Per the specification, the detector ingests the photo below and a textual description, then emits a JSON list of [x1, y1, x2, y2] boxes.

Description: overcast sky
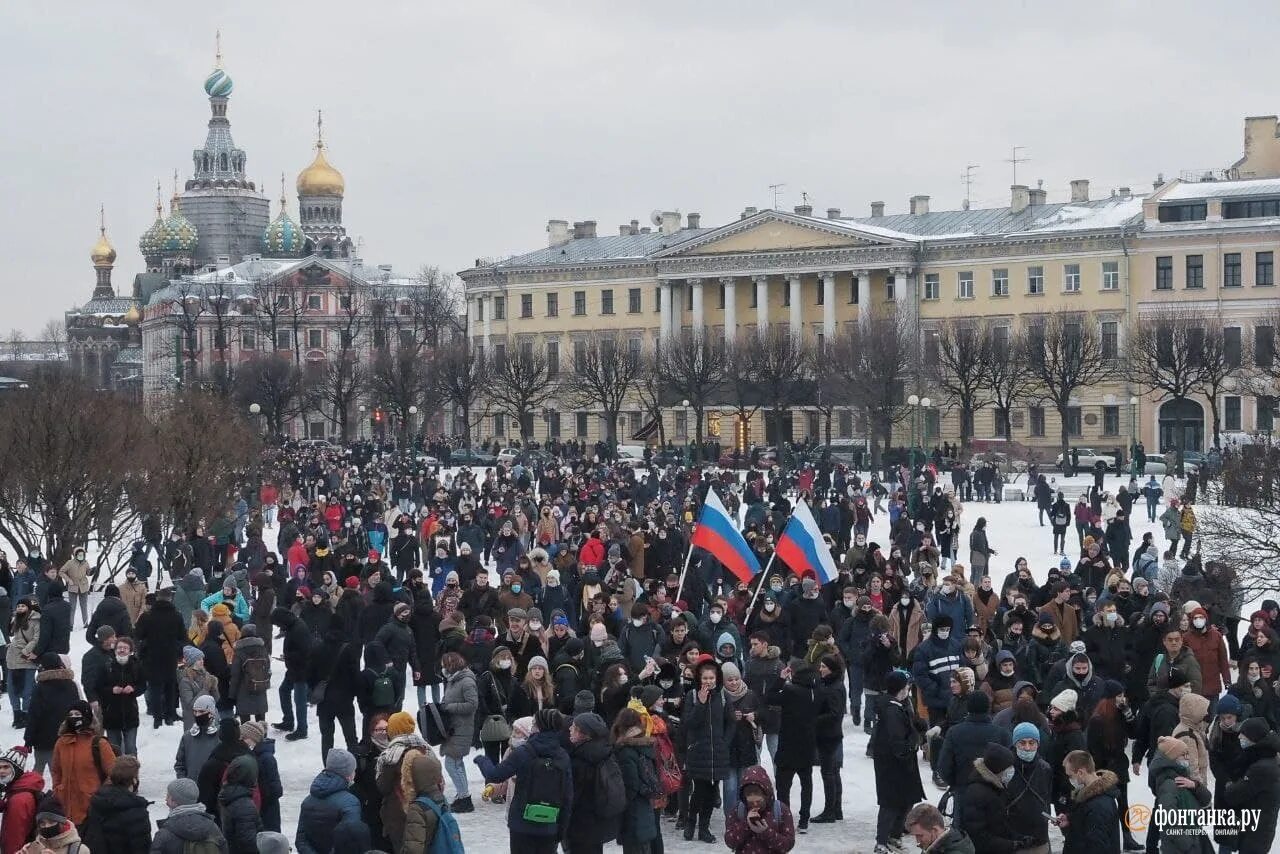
[[2, 1, 1276, 334]]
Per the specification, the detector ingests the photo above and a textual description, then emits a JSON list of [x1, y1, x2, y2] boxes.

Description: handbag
[[480, 714, 513, 743], [308, 680, 328, 705], [420, 702, 453, 746]]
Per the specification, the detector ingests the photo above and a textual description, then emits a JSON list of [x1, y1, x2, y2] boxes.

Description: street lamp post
[[358, 404, 367, 441], [681, 399, 691, 462], [907, 395, 931, 471], [248, 403, 263, 441], [407, 405, 418, 450]]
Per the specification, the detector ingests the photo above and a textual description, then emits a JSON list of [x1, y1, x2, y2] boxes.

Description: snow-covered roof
[[1162, 178, 1280, 201]]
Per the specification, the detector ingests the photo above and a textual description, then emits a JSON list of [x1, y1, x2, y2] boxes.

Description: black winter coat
[[373, 619, 419, 672], [870, 696, 926, 809], [272, 607, 312, 680], [937, 713, 1011, 788], [217, 764, 263, 854], [767, 670, 821, 769], [24, 667, 80, 749], [135, 600, 187, 683], [80, 783, 154, 854], [314, 633, 362, 716], [96, 656, 147, 731], [1223, 733, 1280, 854], [410, 594, 441, 684], [1006, 756, 1053, 845], [197, 727, 251, 817], [814, 671, 847, 746], [81, 645, 112, 704], [34, 593, 71, 656], [683, 685, 737, 781], [85, 596, 132, 646], [787, 596, 828, 657], [1061, 769, 1120, 854], [357, 583, 398, 644], [565, 736, 619, 847], [958, 760, 1022, 853]]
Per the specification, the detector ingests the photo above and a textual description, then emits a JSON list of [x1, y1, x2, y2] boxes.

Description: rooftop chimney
[[1028, 187, 1047, 207], [1118, 187, 1132, 198], [909, 195, 930, 215], [1010, 185, 1030, 214], [741, 206, 758, 220], [870, 201, 885, 217], [619, 225, 630, 236], [660, 211, 681, 235], [686, 212, 701, 229], [793, 204, 813, 216], [827, 207, 841, 219], [572, 220, 597, 239], [1069, 179, 1090, 203], [640, 226, 651, 233], [630, 219, 640, 235], [215, 255, 231, 270], [547, 219, 570, 246]]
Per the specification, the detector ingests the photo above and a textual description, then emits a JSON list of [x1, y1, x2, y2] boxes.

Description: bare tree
[[488, 337, 556, 443], [752, 327, 810, 452], [0, 368, 147, 567], [986, 326, 1038, 443], [1198, 443, 1280, 603], [808, 340, 844, 446], [1027, 309, 1116, 466], [1199, 316, 1248, 450], [309, 351, 367, 443], [633, 345, 669, 448], [929, 318, 994, 456], [1128, 307, 1206, 473], [369, 346, 431, 446], [232, 355, 308, 439], [833, 310, 916, 468], [560, 333, 643, 454], [661, 331, 728, 462], [250, 273, 301, 362], [724, 339, 766, 454], [202, 276, 239, 396], [40, 318, 66, 356], [433, 340, 489, 449], [152, 280, 205, 388]]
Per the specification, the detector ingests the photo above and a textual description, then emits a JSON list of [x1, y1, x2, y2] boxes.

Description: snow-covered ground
[[7, 469, 1217, 852]]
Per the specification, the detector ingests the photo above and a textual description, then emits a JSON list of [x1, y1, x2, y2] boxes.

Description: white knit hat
[[1049, 688, 1078, 713]]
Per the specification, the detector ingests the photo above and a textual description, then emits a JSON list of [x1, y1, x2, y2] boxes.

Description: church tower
[[178, 32, 268, 267], [89, 205, 117, 299], [297, 110, 353, 258]]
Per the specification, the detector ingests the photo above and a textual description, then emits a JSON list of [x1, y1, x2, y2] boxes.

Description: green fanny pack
[[523, 803, 561, 823]]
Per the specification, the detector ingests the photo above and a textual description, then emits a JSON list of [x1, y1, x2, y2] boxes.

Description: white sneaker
[[887, 839, 909, 852]]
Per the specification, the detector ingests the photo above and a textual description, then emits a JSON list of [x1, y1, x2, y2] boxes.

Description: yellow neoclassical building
[[459, 114, 1280, 458]]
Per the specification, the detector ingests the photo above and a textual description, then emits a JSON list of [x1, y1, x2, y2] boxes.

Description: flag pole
[[674, 541, 695, 604], [745, 551, 777, 616]]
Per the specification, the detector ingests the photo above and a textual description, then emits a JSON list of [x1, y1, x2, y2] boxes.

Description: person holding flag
[[773, 500, 840, 657], [681, 488, 761, 605]]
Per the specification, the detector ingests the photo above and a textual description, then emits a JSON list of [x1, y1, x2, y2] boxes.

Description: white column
[[721, 277, 737, 346], [658, 279, 672, 346], [854, 272, 869, 323], [481, 295, 492, 345], [788, 274, 802, 340], [466, 296, 476, 341], [821, 272, 836, 339], [690, 278, 704, 338], [895, 267, 913, 304], [754, 275, 769, 332]]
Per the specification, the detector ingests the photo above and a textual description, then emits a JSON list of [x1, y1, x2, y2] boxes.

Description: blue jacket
[[476, 730, 573, 838], [295, 770, 362, 854], [925, 591, 975, 632], [911, 633, 962, 711], [200, 591, 250, 623]]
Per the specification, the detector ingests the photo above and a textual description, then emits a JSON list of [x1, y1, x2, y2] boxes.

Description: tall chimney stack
[[1028, 186, 1047, 207], [1010, 185, 1030, 214], [826, 207, 841, 219], [793, 204, 813, 217], [686, 212, 701, 229], [660, 211, 681, 235], [547, 219, 570, 246], [870, 201, 885, 217], [910, 195, 930, 215], [1069, 179, 1090, 203]]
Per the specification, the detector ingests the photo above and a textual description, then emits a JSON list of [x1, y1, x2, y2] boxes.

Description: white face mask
[[115, 654, 130, 664], [529, 622, 542, 632], [1104, 612, 1118, 625], [936, 629, 951, 640], [497, 659, 512, 670], [941, 584, 954, 595], [710, 612, 722, 624], [631, 618, 644, 628], [901, 595, 911, 606], [617, 675, 628, 686], [1193, 617, 1206, 629]]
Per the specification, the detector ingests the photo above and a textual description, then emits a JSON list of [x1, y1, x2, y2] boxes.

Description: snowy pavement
[[10, 470, 1211, 851]]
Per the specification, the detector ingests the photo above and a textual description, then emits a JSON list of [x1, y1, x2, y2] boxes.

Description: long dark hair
[[1011, 696, 1048, 729], [611, 707, 644, 742], [1089, 698, 1126, 752]]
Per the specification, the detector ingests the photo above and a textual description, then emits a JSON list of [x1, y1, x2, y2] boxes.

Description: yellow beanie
[[387, 711, 416, 738]]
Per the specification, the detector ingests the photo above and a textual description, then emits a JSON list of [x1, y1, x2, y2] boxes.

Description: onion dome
[[90, 207, 116, 266], [263, 177, 306, 256], [296, 110, 344, 197], [159, 194, 199, 253], [138, 184, 166, 257], [204, 31, 233, 97], [123, 304, 142, 326]]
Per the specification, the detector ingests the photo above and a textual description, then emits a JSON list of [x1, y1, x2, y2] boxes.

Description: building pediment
[[656, 210, 912, 258]]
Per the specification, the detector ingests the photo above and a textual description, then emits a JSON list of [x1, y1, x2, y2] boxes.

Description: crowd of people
[[0, 438, 1274, 853]]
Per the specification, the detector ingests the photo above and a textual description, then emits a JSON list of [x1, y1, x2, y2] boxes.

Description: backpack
[[1053, 512, 1069, 527], [652, 728, 683, 797], [413, 795, 465, 854], [90, 735, 109, 782], [181, 837, 226, 854], [595, 753, 627, 818], [371, 671, 396, 707], [519, 752, 566, 824], [242, 655, 271, 694]]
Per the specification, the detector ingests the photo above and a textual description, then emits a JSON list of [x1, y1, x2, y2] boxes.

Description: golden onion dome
[[90, 226, 116, 267], [296, 145, 344, 197], [123, 304, 142, 325]]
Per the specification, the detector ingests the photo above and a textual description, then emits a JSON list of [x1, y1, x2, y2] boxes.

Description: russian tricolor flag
[[775, 499, 839, 585], [690, 489, 760, 584]]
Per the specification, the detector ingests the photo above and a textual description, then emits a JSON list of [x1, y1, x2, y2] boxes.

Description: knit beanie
[[255, 832, 292, 854], [1049, 689, 1078, 713], [589, 623, 608, 643], [966, 691, 991, 714], [1240, 717, 1272, 744], [1157, 735, 1188, 760], [572, 712, 608, 740], [527, 656, 549, 673], [240, 721, 267, 747], [325, 748, 357, 779], [167, 778, 200, 806], [982, 743, 1015, 775], [720, 662, 742, 681], [1012, 722, 1041, 745], [1216, 693, 1243, 717], [183, 645, 204, 666], [386, 711, 416, 738]]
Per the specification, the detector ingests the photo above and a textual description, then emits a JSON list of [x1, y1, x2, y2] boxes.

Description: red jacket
[[1184, 621, 1232, 696], [259, 483, 278, 506], [323, 503, 344, 534], [579, 537, 606, 570], [723, 765, 796, 854], [287, 542, 310, 571], [0, 771, 43, 854]]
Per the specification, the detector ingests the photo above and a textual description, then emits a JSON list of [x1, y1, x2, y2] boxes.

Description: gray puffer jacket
[[439, 666, 478, 759], [152, 803, 229, 854], [6, 610, 39, 670]]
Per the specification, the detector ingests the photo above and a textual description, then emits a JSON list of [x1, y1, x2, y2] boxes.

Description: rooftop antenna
[[768, 183, 786, 209], [800, 191, 810, 206], [960, 165, 980, 210], [1005, 146, 1030, 186], [214, 30, 222, 69]]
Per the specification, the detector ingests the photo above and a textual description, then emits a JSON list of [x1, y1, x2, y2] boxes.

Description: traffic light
[[373, 408, 383, 424]]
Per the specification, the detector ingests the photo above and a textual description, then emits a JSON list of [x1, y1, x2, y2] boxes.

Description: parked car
[[717, 451, 755, 469], [651, 449, 685, 467], [497, 448, 521, 464], [449, 448, 498, 466], [297, 438, 334, 450], [1054, 447, 1116, 473], [1138, 453, 1168, 475], [414, 453, 442, 466]]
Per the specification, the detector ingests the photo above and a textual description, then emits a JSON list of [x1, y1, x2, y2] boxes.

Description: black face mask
[[39, 826, 61, 839]]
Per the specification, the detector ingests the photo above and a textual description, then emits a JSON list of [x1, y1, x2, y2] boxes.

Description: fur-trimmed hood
[[1071, 768, 1119, 804], [1091, 610, 1127, 628], [1032, 624, 1061, 643], [972, 757, 1006, 789]]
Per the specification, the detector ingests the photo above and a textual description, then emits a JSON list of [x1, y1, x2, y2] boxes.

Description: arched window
[[203, 154, 210, 171], [219, 153, 228, 171]]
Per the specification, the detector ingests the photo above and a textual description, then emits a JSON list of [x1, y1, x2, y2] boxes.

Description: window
[[601, 289, 614, 315], [1029, 406, 1045, 437], [686, 286, 694, 311], [1226, 396, 1242, 432], [338, 294, 351, 311], [1157, 203, 1208, 222], [1225, 327, 1242, 367], [476, 299, 484, 322], [885, 276, 896, 301], [1259, 397, 1275, 433], [1156, 256, 1173, 290], [849, 276, 860, 304], [549, 411, 561, 438], [627, 337, 641, 366], [1258, 252, 1274, 286], [1224, 199, 1280, 219], [1102, 261, 1120, 291], [717, 282, 726, 309], [575, 412, 588, 437], [1186, 255, 1204, 289], [546, 341, 559, 376], [1064, 264, 1081, 293], [307, 294, 322, 311], [1224, 253, 1242, 288], [275, 329, 291, 350], [1256, 325, 1275, 368], [1026, 324, 1045, 365], [573, 291, 586, 316], [493, 414, 505, 436], [373, 328, 387, 349], [1101, 321, 1118, 361], [924, 274, 940, 301], [397, 302, 412, 316], [493, 296, 506, 320], [546, 292, 558, 317], [816, 280, 825, 305], [1103, 405, 1120, 436], [992, 269, 1009, 297], [654, 286, 662, 312], [240, 328, 256, 350], [782, 283, 791, 307], [304, 329, 321, 349], [398, 329, 414, 349], [675, 411, 688, 441], [923, 329, 940, 365], [340, 329, 353, 348], [924, 410, 940, 440], [1066, 406, 1082, 437], [958, 272, 974, 299], [750, 285, 758, 308], [838, 411, 853, 439], [1027, 266, 1044, 295], [519, 341, 534, 362], [213, 329, 227, 350], [573, 340, 587, 373], [991, 325, 1010, 357], [520, 294, 532, 318], [994, 410, 1008, 438], [492, 342, 506, 365], [275, 294, 291, 309], [628, 288, 641, 313]]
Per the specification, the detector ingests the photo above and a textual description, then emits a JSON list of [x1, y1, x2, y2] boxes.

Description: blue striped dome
[[204, 68, 233, 98], [138, 214, 166, 257], [159, 201, 198, 253], [263, 207, 306, 257]]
